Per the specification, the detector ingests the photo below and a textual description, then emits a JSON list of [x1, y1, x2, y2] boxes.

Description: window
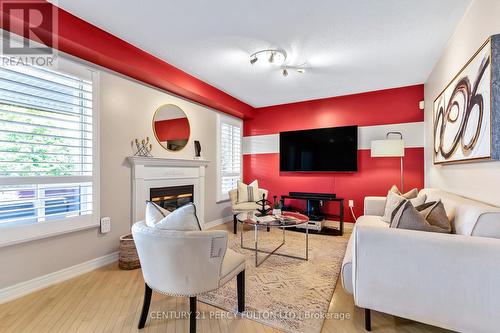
[[0, 56, 99, 246], [217, 114, 242, 202]]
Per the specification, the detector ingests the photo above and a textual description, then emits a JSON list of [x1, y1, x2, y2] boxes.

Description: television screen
[[279, 125, 358, 172]]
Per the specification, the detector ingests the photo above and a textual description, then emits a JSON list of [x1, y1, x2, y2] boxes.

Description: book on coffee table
[[255, 215, 276, 224]]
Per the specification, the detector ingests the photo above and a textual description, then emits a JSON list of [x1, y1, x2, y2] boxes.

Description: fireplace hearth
[[150, 185, 194, 212]]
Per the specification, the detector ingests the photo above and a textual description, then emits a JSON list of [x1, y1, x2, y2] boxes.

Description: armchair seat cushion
[[219, 249, 245, 286], [232, 202, 270, 212], [229, 187, 269, 214]]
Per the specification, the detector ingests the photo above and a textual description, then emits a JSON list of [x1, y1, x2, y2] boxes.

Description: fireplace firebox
[[150, 185, 194, 212]]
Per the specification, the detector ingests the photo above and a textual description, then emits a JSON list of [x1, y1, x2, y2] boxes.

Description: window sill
[[216, 198, 230, 204], [0, 215, 99, 248]]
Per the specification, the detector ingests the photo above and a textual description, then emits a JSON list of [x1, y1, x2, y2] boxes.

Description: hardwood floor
[[0, 223, 450, 333]]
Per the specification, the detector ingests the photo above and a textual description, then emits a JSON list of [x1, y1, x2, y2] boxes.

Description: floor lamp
[[371, 132, 405, 191]]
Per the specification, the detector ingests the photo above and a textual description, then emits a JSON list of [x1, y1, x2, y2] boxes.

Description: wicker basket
[[119, 233, 141, 270]]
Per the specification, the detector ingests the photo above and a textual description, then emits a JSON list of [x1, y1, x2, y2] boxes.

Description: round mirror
[[152, 104, 190, 151]]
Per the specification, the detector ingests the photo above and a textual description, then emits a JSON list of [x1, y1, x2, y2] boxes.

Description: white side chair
[[229, 188, 269, 234], [132, 221, 246, 333]]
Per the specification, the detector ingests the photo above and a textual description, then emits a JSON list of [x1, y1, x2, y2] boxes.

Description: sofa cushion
[[382, 190, 426, 223], [390, 185, 418, 199], [420, 189, 500, 239], [341, 215, 388, 295], [390, 200, 451, 234]]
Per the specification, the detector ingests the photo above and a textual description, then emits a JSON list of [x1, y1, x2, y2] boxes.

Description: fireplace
[[150, 185, 194, 212], [129, 157, 208, 225]]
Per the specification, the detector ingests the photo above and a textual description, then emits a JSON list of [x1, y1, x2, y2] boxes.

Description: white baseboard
[[0, 251, 118, 304], [204, 215, 232, 230]]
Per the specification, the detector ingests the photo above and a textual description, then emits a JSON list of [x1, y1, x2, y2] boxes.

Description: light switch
[[100, 217, 111, 233]]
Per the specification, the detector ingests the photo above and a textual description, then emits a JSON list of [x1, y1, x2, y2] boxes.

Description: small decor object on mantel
[[433, 34, 500, 164], [134, 137, 153, 157], [255, 193, 272, 217], [194, 140, 202, 160]]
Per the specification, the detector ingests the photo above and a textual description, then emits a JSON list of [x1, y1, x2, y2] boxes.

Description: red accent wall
[[154, 118, 190, 141], [244, 85, 424, 135], [243, 85, 425, 222], [0, 0, 253, 119]]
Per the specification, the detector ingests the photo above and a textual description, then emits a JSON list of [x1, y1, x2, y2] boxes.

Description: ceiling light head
[[250, 49, 287, 67], [282, 68, 288, 77], [269, 52, 275, 63], [297, 68, 306, 74]]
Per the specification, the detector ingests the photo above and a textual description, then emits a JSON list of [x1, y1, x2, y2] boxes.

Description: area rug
[[198, 227, 350, 333]]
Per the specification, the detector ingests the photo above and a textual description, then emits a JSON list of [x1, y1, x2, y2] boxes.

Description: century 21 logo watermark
[[1, 0, 58, 67]]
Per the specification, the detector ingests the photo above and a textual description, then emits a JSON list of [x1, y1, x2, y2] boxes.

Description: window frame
[[216, 113, 242, 202], [0, 56, 100, 248]]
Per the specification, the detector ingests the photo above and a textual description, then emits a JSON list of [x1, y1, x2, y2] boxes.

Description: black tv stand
[[280, 192, 344, 236]]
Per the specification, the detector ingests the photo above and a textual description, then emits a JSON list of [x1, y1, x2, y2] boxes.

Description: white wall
[[0, 69, 233, 289], [424, 0, 500, 206]]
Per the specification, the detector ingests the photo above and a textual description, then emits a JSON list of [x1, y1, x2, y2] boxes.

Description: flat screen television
[[280, 125, 358, 172]]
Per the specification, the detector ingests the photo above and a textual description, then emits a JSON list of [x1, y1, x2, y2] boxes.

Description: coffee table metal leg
[[306, 222, 309, 260], [254, 225, 259, 267], [240, 223, 307, 267]]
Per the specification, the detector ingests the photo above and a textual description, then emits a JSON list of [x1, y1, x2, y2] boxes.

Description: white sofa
[[341, 188, 500, 332]]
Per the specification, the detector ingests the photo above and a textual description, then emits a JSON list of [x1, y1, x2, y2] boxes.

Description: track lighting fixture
[[249, 49, 306, 77], [249, 49, 286, 66]]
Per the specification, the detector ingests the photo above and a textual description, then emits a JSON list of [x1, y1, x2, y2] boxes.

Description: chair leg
[[365, 308, 371, 331], [138, 283, 152, 329], [190, 296, 197, 333], [233, 214, 237, 234], [237, 270, 245, 313]]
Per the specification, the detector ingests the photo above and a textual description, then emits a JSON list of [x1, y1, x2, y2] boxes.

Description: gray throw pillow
[[382, 190, 426, 223], [390, 200, 451, 234]]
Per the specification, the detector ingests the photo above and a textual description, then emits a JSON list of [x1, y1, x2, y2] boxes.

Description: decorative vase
[[272, 208, 282, 216]]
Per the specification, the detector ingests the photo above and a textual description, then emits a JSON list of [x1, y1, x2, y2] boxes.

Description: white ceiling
[[55, 0, 471, 107]]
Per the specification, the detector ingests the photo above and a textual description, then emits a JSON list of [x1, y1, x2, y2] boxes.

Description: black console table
[[280, 192, 344, 236]]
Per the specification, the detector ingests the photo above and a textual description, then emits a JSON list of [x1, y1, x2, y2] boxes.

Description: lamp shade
[[371, 139, 405, 157]]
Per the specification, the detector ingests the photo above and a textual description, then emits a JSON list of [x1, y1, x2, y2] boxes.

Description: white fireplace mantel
[[128, 157, 209, 225]]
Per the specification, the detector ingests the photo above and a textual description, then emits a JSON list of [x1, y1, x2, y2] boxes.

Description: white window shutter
[[0, 58, 95, 227], [218, 115, 242, 201]]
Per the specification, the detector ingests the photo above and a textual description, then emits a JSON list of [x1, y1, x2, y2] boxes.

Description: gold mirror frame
[[152, 104, 190, 152]]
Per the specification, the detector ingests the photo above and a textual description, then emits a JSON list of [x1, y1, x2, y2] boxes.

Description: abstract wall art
[[433, 35, 500, 164]]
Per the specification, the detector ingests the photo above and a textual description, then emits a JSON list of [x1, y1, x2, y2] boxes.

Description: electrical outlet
[[348, 200, 354, 208], [100, 217, 111, 233]]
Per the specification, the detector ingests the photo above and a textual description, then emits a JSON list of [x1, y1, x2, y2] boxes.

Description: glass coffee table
[[236, 211, 309, 267]]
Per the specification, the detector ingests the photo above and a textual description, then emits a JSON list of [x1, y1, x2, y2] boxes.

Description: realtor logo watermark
[[1, 0, 58, 67]]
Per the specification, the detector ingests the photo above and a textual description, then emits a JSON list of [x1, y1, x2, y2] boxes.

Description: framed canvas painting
[[433, 38, 493, 164]]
